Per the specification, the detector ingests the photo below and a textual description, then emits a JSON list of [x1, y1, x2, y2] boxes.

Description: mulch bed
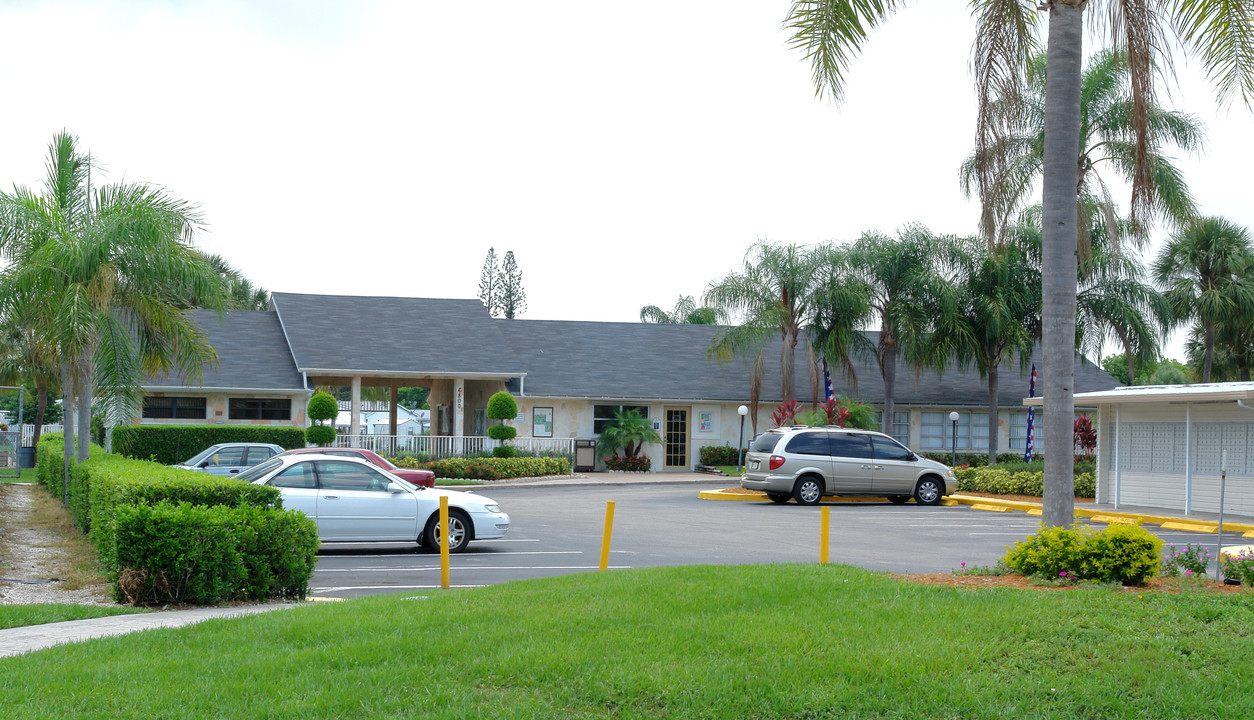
[[896, 573, 1247, 594]]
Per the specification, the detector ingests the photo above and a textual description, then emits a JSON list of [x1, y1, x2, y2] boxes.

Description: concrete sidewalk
[[0, 603, 302, 659], [489, 470, 730, 488]]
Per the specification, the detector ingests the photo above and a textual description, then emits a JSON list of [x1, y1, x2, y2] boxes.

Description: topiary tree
[[306, 391, 338, 447], [486, 391, 518, 458]]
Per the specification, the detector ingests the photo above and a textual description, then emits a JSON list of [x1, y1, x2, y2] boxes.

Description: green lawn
[[0, 467, 37, 483], [0, 604, 147, 630], [2, 564, 1252, 719]]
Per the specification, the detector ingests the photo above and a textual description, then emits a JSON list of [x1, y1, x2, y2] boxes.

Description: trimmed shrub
[[417, 456, 570, 481], [699, 445, 746, 466], [306, 392, 338, 423], [305, 425, 336, 447], [113, 502, 318, 605], [954, 466, 1095, 498], [492, 445, 517, 458], [486, 391, 518, 421], [605, 454, 651, 472], [487, 425, 517, 441], [112, 425, 305, 465], [1002, 523, 1162, 585]]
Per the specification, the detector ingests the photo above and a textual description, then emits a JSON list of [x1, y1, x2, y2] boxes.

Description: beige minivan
[[740, 426, 956, 506]]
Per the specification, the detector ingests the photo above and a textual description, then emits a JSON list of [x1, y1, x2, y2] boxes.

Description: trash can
[[574, 440, 597, 472], [19, 446, 35, 469]]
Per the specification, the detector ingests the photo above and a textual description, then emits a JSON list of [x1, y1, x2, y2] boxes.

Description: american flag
[[1024, 364, 1036, 462], [822, 358, 834, 401]]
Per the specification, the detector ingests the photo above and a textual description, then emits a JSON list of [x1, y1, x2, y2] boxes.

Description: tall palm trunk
[[1041, 4, 1084, 528], [880, 336, 896, 436], [781, 325, 798, 405], [76, 352, 93, 462], [986, 363, 999, 465], [32, 377, 47, 448], [61, 362, 74, 499], [1202, 320, 1215, 382]]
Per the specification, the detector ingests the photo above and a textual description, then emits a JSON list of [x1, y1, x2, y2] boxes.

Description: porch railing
[[330, 434, 577, 460]]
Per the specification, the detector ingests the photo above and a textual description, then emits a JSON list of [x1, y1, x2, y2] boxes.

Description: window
[[245, 446, 277, 464], [750, 432, 784, 453], [920, 411, 989, 451], [830, 432, 874, 460], [1009, 411, 1041, 451], [316, 460, 390, 491], [872, 411, 911, 446], [205, 446, 246, 468], [142, 396, 206, 420], [270, 462, 316, 489], [593, 405, 649, 435], [784, 432, 830, 456], [229, 398, 291, 421], [870, 434, 914, 461]]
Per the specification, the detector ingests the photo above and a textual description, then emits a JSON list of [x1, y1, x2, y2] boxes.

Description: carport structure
[[271, 293, 526, 444], [1026, 382, 1254, 515]]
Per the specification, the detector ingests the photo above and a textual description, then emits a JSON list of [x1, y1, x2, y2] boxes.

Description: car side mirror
[[387, 483, 406, 494], [199, 460, 211, 468]]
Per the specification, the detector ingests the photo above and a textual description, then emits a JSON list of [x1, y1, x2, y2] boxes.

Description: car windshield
[[236, 457, 284, 482], [749, 432, 784, 453]]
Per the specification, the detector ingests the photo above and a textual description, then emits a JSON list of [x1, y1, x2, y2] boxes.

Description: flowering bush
[[770, 400, 799, 427], [604, 453, 652, 472], [1073, 414, 1097, 455], [1161, 543, 1211, 577], [1222, 549, 1254, 585], [1003, 522, 1162, 585]]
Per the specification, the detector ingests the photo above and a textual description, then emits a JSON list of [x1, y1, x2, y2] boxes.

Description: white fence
[[330, 434, 576, 459], [19, 424, 63, 447]]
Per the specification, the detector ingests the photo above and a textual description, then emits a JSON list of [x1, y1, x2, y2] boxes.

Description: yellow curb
[[697, 489, 949, 505], [949, 495, 1039, 512], [1160, 521, 1218, 534], [940, 498, 959, 506], [970, 503, 1013, 513], [1245, 531, 1254, 539], [1027, 508, 1042, 516], [304, 596, 344, 602], [1090, 514, 1142, 525]]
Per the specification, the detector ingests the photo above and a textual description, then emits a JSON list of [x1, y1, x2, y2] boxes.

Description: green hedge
[[111, 424, 306, 465], [114, 502, 318, 605], [699, 445, 745, 466], [37, 433, 314, 604], [397, 456, 570, 480], [954, 466, 1096, 498]]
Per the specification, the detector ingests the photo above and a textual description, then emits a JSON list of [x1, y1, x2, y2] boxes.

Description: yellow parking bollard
[[599, 501, 615, 570], [440, 495, 450, 589], [820, 506, 830, 564]]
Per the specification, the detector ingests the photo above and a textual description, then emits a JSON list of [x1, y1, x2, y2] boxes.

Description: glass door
[[663, 407, 690, 470]]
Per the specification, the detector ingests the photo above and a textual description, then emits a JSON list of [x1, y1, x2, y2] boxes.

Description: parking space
[[305, 485, 1239, 599]]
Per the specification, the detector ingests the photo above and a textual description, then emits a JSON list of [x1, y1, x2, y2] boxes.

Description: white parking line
[[322, 551, 582, 559]]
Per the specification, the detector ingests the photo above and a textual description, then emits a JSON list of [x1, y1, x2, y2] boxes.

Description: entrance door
[[663, 407, 690, 470]]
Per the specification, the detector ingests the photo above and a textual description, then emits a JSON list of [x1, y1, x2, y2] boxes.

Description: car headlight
[[947, 469, 955, 477], [484, 504, 501, 513]]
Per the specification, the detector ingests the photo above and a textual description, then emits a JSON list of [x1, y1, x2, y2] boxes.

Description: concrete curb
[[698, 488, 1254, 537]]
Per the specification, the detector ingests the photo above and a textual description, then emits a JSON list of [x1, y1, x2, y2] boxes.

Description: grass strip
[[0, 604, 146, 630], [1, 564, 1253, 719]]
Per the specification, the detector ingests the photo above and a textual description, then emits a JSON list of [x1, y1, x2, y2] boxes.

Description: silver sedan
[[237, 453, 509, 552]]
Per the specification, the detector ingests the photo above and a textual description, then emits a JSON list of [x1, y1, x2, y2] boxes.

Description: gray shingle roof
[[270, 292, 523, 376], [498, 319, 1117, 406], [149, 295, 1119, 407], [146, 310, 306, 391]]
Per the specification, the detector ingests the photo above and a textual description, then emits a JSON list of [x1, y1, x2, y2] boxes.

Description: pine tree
[[477, 247, 500, 317], [497, 251, 527, 319]]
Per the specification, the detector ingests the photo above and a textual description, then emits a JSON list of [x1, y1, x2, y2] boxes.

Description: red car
[[277, 447, 436, 488]]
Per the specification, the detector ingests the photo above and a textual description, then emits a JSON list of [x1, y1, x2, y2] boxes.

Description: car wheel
[[793, 476, 824, 506], [887, 495, 910, 505], [914, 477, 944, 506], [423, 510, 472, 553], [766, 492, 791, 504]]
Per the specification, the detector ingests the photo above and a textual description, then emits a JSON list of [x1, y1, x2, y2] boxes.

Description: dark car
[[277, 447, 436, 487]]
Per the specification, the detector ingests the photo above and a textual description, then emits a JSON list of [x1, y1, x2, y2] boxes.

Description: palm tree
[[704, 241, 829, 407], [596, 409, 661, 459], [1154, 217, 1254, 382], [0, 131, 226, 463], [639, 295, 722, 324], [1071, 207, 1172, 385], [786, 0, 1254, 527], [841, 226, 958, 436], [961, 49, 1204, 246], [943, 230, 1040, 464]]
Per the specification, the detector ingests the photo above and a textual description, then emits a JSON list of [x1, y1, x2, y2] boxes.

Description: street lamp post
[[949, 411, 960, 466], [737, 405, 749, 474]]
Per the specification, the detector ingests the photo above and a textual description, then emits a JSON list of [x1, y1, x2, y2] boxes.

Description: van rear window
[[749, 432, 784, 453]]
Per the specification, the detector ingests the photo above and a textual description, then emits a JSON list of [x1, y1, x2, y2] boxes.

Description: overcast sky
[[2, 1, 1251, 363]]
